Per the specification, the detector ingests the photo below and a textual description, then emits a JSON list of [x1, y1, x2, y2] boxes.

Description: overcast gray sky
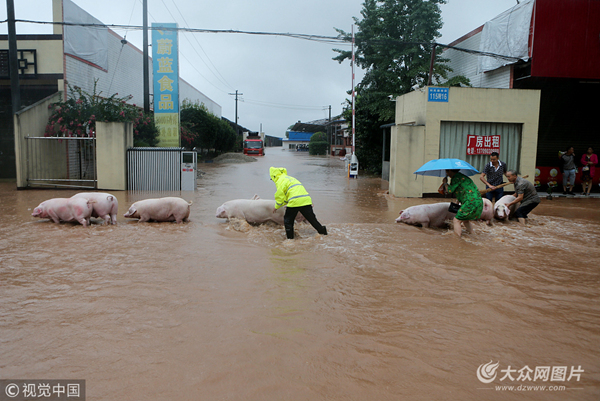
[[2, 0, 518, 138]]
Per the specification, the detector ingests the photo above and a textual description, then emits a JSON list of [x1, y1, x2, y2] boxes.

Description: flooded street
[[1, 148, 599, 400]]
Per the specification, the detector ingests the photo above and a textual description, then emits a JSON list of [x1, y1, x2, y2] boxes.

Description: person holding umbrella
[[414, 158, 482, 238], [440, 170, 483, 238]]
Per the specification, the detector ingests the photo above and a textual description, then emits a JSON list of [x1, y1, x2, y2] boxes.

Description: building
[[287, 117, 350, 155], [283, 131, 312, 151], [0, 0, 221, 179], [388, 87, 541, 197], [440, 0, 600, 187]]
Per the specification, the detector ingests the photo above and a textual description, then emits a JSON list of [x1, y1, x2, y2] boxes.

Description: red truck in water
[[243, 132, 265, 156]]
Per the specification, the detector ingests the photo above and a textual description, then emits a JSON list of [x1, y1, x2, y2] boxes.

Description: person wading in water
[[270, 167, 327, 240]]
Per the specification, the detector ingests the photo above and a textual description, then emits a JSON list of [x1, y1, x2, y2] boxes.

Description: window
[[439, 121, 522, 173]]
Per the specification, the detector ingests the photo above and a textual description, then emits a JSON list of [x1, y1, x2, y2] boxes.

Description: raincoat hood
[[270, 167, 287, 181]]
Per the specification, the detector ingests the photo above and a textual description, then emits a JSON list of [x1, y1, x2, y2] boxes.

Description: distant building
[[287, 117, 350, 155], [264, 135, 282, 147], [283, 131, 312, 151], [0, 0, 221, 178]]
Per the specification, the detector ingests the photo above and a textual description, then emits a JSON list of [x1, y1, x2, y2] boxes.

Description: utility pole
[[228, 90, 243, 137], [142, 0, 150, 113], [6, 0, 21, 114], [427, 43, 437, 86], [328, 105, 331, 156]]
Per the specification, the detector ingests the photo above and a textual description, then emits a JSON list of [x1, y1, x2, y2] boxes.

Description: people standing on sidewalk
[[559, 147, 577, 195], [580, 147, 597, 196]]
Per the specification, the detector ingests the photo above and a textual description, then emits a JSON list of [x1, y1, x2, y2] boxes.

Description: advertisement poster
[[152, 22, 180, 147]]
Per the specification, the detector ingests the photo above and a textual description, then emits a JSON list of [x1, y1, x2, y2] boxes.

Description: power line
[[169, 0, 233, 90], [2, 19, 524, 62], [7, 19, 349, 44], [241, 98, 326, 111], [132, 2, 231, 95], [153, 0, 232, 92], [179, 50, 231, 94]]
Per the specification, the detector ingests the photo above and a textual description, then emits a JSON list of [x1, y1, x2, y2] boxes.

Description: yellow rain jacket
[[270, 167, 312, 209]]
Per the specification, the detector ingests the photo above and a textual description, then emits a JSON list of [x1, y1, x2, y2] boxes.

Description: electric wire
[[136, 2, 231, 95], [241, 98, 327, 111], [2, 19, 524, 62], [169, 0, 234, 91]]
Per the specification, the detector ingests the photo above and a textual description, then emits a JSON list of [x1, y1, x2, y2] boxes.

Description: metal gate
[[24, 136, 97, 189], [127, 147, 183, 191]]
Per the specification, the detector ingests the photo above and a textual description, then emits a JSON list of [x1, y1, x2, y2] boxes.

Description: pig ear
[[107, 196, 113, 201], [252, 194, 260, 200], [399, 210, 404, 215], [505, 207, 510, 217]]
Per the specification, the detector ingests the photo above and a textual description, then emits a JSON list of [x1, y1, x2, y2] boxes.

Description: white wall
[[441, 31, 512, 89], [63, 15, 221, 115]]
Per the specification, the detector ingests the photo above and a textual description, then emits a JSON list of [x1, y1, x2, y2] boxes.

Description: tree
[[333, 0, 463, 173], [309, 131, 328, 155], [181, 99, 236, 154]]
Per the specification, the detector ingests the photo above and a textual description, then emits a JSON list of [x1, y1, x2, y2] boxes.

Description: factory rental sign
[[466, 135, 500, 155], [152, 22, 180, 147]]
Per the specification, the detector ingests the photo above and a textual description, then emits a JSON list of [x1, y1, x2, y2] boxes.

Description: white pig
[[124, 197, 192, 223], [493, 195, 518, 221], [480, 198, 494, 226], [396, 199, 494, 228], [396, 202, 456, 228], [215, 195, 304, 225], [32, 197, 94, 227], [71, 192, 119, 225]]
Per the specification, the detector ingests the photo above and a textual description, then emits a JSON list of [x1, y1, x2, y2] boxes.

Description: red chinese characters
[[466, 135, 501, 155]]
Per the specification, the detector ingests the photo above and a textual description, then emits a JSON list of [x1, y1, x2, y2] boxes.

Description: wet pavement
[[0, 148, 599, 400]]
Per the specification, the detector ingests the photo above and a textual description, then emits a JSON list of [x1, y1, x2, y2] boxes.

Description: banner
[[466, 135, 500, 155], [152, 23, 180, 147]]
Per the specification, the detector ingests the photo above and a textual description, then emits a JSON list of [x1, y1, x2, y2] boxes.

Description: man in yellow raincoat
[[270, 167, 327, 239]]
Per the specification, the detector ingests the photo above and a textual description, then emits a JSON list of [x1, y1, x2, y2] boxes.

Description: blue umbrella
[[414, 158, 479, 177]]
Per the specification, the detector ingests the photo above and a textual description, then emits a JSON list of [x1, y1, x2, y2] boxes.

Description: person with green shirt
[[440, 169, 483, 238], [270, 167, 327, 240]]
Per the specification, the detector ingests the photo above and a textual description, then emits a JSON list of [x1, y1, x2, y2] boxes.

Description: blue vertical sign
[[152, 22, 179, 147], [428, 87, 449, 103]]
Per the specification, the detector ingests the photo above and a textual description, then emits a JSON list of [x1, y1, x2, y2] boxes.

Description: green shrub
[[45, 80, 159, 147], [309, 131, 328, 155], [309, 141, 328, 155]]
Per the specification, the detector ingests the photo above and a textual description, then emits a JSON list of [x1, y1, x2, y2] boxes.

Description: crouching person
[[269, 167, 327, 239], [506, 170, 541, 224]]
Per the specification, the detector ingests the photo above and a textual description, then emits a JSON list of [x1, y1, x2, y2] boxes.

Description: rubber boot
[[285, 228, 294, 239], [320, 226, 327, 235]]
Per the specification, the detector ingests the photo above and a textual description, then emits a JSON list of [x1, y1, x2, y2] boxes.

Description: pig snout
[[124, 206, 137, 218], [395, 210, 407, 223]]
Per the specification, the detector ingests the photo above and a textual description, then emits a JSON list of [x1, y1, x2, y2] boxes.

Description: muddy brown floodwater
[[1, 148, 599, 400]]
